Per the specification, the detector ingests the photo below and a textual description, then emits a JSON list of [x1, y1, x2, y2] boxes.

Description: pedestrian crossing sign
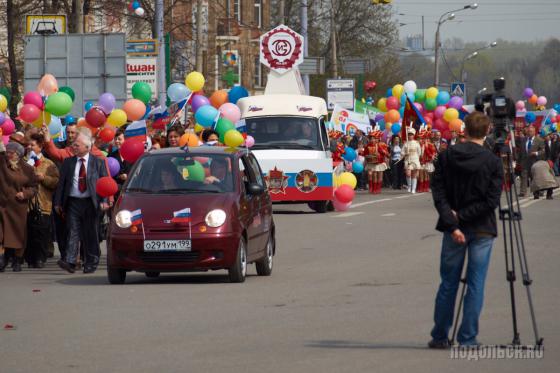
[[451, 82, 465, 97]]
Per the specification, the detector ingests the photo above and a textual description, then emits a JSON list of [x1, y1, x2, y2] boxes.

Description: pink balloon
[[244, 135, 255, 148], [218, 103, 241, 123], [334, 184, 355, 203], [537, 96, 547, 106], [515, 100, 525, 111], [332, 199, 352, 212], [0, 117, 16, 136], [414, 102, 423, 113], [434, 105, 446, 119], [23, 91, 44, 110], [386, 96, 399, 110]]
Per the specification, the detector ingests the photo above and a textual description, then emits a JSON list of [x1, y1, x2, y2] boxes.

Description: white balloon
[[403, 80, 417, 94], [135, 7, 145, 16]]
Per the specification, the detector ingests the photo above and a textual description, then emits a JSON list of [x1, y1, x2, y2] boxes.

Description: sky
[[393, 0, 560, 45]]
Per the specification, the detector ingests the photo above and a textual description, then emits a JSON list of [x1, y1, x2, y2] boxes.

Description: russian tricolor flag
[[124, 120, 147, 142], [131, 209, 143, 226], [172, 208, 191, 223]]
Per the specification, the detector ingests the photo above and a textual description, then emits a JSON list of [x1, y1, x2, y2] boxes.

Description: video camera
[[474, 78, 515, 145]]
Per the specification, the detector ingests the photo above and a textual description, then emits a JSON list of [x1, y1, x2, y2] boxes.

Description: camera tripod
[[449, 141, 543, 347]]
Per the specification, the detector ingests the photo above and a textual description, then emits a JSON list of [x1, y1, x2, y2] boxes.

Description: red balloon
[[19, 104, 41, 123], [85, 107, 107, 128], [433, 118, 448, 132], [386, 96, 399, 111], [96, 176, 118, 197], [334, 184, 355, 204], [23, 92, 44, 110], [441, 129, 452, 141], [120, 139, 145, 163], [99, 126, 116, 143]]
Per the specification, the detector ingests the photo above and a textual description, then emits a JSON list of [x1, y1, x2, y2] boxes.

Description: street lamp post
[[459, 41, 497, 103], [433, 3, 478, 87]]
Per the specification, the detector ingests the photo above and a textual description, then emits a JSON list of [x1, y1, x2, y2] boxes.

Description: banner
[[330, 105, 372, 136], [127, 57, 157, 100]]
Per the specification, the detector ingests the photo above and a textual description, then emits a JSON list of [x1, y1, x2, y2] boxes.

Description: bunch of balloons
[[128, 1, 145, 16], [523, 88, 547, 110], [332, 171, 357, 211]]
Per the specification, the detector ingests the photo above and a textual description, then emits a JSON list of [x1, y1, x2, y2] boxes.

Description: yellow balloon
[[0, 95, 7, 112], [426, 87, 439, 99], [185, 71, 205, 92], [32, 111, 52, 128], [339, 172, 357, 189], [224, 129, 244, 148], [443, 108, 459, 123], [332, 174, 341, 188], [194, 123, 204, 133], [392, 84, 404, 99], [107, 109, 128, 127], [385, 122, 392, 131], [377, 97, 388, 112]]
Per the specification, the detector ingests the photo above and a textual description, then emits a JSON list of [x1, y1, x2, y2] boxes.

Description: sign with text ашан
[[127, 57, 157, 100]]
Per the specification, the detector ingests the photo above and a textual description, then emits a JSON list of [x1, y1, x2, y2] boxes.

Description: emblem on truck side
[[264, 167, 289, 194]]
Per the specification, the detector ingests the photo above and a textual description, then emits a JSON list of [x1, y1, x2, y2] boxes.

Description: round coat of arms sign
[[260, 25, 304, 75]]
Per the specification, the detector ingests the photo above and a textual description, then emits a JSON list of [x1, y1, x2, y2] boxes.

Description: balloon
[[224, 129, 244, 148], [107, 109, 127, 127], [433, 118, 448, 132], [120, 139, 145, 163], [19, 104, 41, 123], [391, 123, 401, 135], [130, 82, 151, 105], [377, 97, 388, 112], [415, 89, 426, 103], [413, 102, 423, 113], [23, 91, 44, 110], [425, 98, 437, 111], [228, 85, 249, 104], [84, 101, 94, 111], [537, 96, 547, 107], [332, 199, 352, 212], [210, 90, 229, 108], [403, 80, 417, 94], [185, 71, 205, 92], [0, 95, 7, 112], [134, 7, 145, 16], [434, 105, 446, 119], [515, 100, 525, 111], [107, 157, 121, 177], [525, 112, 536, 124], [334, 184, 355, 204], [1, 117, 16, 136], [215, 118, 235, 142], [426, 87, 439, 99], [448, 96, 464, 110], [339, 172, 357, 189], [443, 108, 459, 123], [167, 83, 191, 102], [449, 118, 463, 132], [523, 88, 534, 98], [37, 74, 58, 96], [392, 84, 404, 99], [45, 92, 73, 116], [342, 147, 357, 162], [219, 103, 241, 123], [374, 113, 384, 123], [436, 91, 450, 106], [48, 116, 62, 136], [0, 112, 4, 125], [352, 161, 364, 173], [122, 99, 146, 121], [179, 132, 200, 147], [244, 135, 255, 148], [98, 92, 116, 114], [386, 96, 399, 110], [528, 95, 538, 105], [58, 86, 75, 102], [195, 105, 219, 127], [96, 176, 118, 197], [99, 126, 116, 143], [85, 107, 107, 128], [191, 94, 210, 113], [385, 109, 400, 123], [32, 111, 52, 128], [385, 122, 392, 131]]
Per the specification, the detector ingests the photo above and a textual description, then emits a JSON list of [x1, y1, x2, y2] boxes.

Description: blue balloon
[[386, 88, 393, 98], [352, 161, 364, 173], [0, 112, 6, 125], [195, 104, 219, 127], [525, 112, 536, 124], [132, 1, 141, 10], [65, 115, 76, 124], [48, 116, 62, 136], [436, 91, 450, 106], [391, 123, 401, 135], [228, 85, 249, 104], [167, 83, 190, 103], [84, 101, 93, 111], [399, 106, 405, 118], [553, 103, 560, 112], [343, 146, 357, 162]]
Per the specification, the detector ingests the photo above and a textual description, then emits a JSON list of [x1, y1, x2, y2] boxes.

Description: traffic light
[[372, 0, 392, 4]]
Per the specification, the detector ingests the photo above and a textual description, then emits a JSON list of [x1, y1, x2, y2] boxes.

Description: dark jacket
[[431, 142, 504, 236]]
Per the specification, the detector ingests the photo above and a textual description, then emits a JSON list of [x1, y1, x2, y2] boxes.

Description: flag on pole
[[130, 209, 143, 226], [172, 208, 191, 223], [124, 120, 148, 142]]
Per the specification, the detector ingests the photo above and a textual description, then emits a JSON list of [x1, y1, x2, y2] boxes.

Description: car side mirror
[[247, 183, 264, 195]]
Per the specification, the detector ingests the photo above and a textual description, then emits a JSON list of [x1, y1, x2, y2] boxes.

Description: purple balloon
[[523, 88, 534, 99], [191, 94, 210, 113], [0, 112, 5, 125], [448, 96, 464, 110], [98, 93, 116, 114], [374, 113, 385, 122], [107, 157, 120, 177]]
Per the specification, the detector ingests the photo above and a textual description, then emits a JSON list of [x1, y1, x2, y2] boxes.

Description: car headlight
[[205, 209, 226, 228], [115, 210, 132, 228]]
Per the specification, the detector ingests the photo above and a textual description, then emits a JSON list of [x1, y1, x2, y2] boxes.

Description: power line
[[396, 1, 559, 5]]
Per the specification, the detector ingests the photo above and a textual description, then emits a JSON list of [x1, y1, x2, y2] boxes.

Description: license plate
[[143, 240, 191, 252]]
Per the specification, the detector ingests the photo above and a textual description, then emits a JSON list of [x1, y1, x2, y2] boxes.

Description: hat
[[407, 127, 416, 135], [6, 141, 25, 158]]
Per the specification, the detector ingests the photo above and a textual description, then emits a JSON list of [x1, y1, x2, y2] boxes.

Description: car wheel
[[145, 272, 160, 278], [255, 233, 274, 276], [107, 267, 126, 284], [228, 237, 247, 283], [309, 201, 328, 213]]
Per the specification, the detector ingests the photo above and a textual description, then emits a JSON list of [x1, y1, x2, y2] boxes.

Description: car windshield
[[125, 153, 234, 194], [244, 116, 323, 150]]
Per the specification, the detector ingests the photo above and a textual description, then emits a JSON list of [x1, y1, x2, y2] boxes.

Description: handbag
[[27, 194, 43, 228]]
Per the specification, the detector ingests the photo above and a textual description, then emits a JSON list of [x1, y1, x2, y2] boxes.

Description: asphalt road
[[1, 188, 559, 373]]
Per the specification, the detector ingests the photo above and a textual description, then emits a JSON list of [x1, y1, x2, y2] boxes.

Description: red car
[[107, 147, 275, 284]]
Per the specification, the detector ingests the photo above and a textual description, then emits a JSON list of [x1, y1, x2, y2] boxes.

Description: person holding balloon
[[42, 124, 105, 163], [363, 128, 388, 194], [109, 128, 132, 192], [402, 127, 422, 194]]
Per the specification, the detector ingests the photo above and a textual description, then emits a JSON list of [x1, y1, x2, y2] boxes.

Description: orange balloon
[[77, 118, 88, 127], [122, 99, 146, 121], [384, 109, 400, 124], [528, 94, 538, 105], [449, 118, 463, 132], [209, 90, 229, 109], [179, 132, 199, 147], [37, 74, 59, 96]]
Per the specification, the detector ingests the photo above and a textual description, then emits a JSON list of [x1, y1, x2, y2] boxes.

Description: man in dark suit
[[517, 125, 545, 197], [54, 133, 109, 274]]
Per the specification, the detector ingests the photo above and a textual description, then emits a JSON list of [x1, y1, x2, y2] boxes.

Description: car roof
[[147, 146, 249, 157]]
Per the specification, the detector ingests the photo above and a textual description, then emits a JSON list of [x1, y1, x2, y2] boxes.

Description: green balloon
[[185, 161, 205, 182], [215, 118, 235, 142], [425, 97, 437, 111], [58, 86, 75, 102], [0, 87, 11, 104], [131, 82, 152, 104], [45, 92, 73, 116], [415, 89, 426, 103]]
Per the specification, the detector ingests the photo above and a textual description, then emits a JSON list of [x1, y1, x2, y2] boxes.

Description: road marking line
[[395, 195, 411, 199], [350, 198, 392, 208], [381, 213, 396, 217], [519, 189, 560, 209], [332, 212, 365, 218]]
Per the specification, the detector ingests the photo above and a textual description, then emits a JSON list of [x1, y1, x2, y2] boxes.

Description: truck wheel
[[309, 201, 328, 213], [228, 238, 247, 283]]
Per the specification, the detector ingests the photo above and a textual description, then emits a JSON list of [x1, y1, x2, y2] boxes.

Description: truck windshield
[[245, 117, 323, 150]]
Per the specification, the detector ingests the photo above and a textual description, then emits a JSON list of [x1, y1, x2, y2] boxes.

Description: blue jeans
[[430, 232, 494, 345]]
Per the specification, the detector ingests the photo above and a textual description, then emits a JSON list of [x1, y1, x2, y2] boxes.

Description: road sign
[[26, 15, 66, 35], [326, 79, 354, 111], [127, 39, 158, 56], [451, 82, 465, 97], [342, 58, 370, 75], [260, 25, 304, 75], [299, 57, 325, 75]]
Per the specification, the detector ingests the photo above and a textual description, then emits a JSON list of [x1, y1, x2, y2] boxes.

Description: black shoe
[[13, 261, 22, 272], [428, 339, 450, 349], [534, 194, 539, 200], [83, 266, 96, 274], [57, 259, 75, 274], [0, 256, 5, 272]]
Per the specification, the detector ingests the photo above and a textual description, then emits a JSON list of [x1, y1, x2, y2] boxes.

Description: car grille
[[137, 252, 201, 263]]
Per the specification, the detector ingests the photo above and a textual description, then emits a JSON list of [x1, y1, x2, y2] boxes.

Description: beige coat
[[530, 160, 559, 193]]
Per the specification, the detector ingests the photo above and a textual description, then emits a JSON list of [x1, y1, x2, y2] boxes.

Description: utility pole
[[434, 27, 440, 86], [155, 0, 166, 106], [76, 0, 83, 33], [421, 15, 425, 50], [300, 0, 309, 94], [279, 1, 285, 24], [330, 0, 337, 78], [195, 0, 204, 71]]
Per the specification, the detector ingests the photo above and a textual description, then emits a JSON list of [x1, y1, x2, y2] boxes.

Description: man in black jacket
[[428, 112, 504, 348]]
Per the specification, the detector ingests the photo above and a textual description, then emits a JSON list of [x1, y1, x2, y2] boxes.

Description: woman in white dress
[[402, 127, 422, 193]]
